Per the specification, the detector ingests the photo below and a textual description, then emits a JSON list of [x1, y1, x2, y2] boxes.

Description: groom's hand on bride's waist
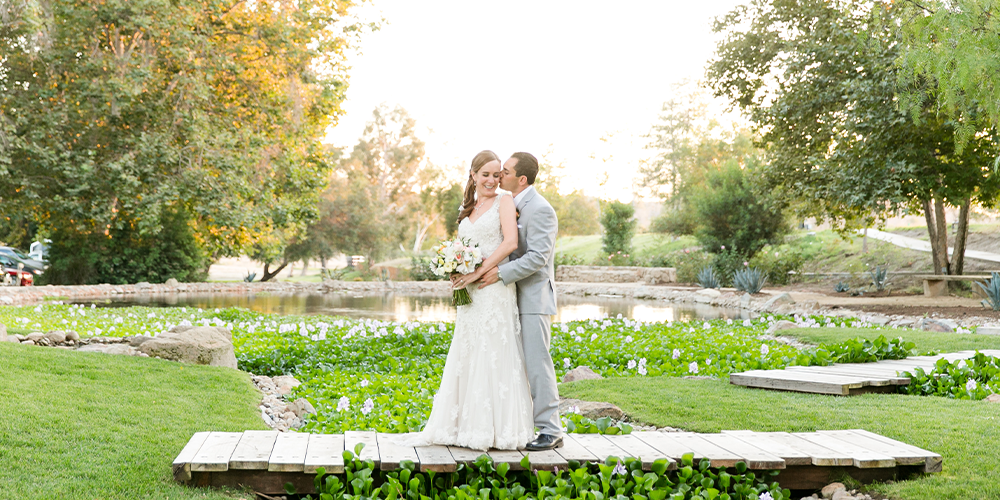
[[477, 267, 500, 288]]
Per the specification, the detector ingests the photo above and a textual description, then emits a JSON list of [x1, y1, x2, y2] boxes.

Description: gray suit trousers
[[520, 313, 561, 436]]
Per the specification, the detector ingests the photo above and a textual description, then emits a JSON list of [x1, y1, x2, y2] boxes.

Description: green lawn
[[556, 234, 697, 262], [0, 343, 267, 499], [560, 327, 1000, 499]]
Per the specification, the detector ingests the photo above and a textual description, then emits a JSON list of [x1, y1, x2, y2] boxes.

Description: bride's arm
[[461, 195, 518, 282]]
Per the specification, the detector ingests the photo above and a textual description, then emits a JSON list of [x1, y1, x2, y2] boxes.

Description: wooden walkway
[[730, 350, 1000, 396], [173, 429, 941, 494]]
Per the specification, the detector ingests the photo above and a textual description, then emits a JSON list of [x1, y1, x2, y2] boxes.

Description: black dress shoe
[[525, 434, 564, 451]]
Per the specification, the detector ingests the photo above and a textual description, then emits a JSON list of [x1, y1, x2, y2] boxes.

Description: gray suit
[[497, 187, 560, 436]]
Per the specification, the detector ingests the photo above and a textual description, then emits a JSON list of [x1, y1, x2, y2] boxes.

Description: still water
[[80, 292, 748, 322]]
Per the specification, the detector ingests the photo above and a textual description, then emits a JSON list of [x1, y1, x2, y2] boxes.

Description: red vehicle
[[3, 267, 33, 286]]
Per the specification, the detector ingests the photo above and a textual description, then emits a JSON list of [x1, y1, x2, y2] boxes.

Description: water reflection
[[79, 291, 748, 322]]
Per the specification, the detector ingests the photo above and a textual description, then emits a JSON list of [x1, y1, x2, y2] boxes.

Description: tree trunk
[[300, 260, 308, 276], [934, 197, 950, 274], [260, 260, 289, 282], [953, 197, 971, 276], [924, 199, 944, 275], [412, 215, 437, 253]]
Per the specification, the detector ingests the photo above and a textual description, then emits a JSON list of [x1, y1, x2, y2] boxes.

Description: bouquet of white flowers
[[431, 238, 484, 306]]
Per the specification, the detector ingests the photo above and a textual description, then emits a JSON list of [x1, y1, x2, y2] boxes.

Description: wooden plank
[[415, 445, 458, 472], [633, 432, 706, 462], [344, 431, 380, 466], [794, 432, 895, 468], [376, 433, 420, 470], [305, 434, 345, 474], [699, 433, 785, 470], [487, 450, 526, 471], [554, 434, 599, 463], [229, 430, 279, 470], [749, 432, 852, 466], [663, 433, 743, 468], [845, 430, 943, 473], [605, 433, 675, 470], [448, 446, 489, 464], [784, 366, 909, 385], [190, 432, 242, 472], [730, 370, 868, 395], [173, 431, 211, 481], [268, 432, 310, 472], [570, 433, 629, 462], [721, 431, 812, 466], [818, 430, 930, 467], [524, 449, 569, 471]]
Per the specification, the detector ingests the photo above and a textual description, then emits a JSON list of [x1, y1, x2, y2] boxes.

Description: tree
[[0, 0, 366, 283], [706, 0, 1000, 275], [600, 202, 636, 257]]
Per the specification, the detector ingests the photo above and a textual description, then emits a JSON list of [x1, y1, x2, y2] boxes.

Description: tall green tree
[[0, 0, 366, 283], [600, 202, 636, 256], [707, 0, 1000, 275]]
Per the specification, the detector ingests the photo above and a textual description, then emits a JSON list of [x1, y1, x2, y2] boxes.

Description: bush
[[408, 256, 444, 281], [688, 160, 788, 258], [650, 207, 698, 235], [749, 244, 806, 285], [670, 249, 715, 283], [554, 252, 585, 273], [42, 208, 208, 285], [600, 201, 636, 255]]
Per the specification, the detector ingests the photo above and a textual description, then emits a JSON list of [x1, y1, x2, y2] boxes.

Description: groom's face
[[500, 158, 524, 192]]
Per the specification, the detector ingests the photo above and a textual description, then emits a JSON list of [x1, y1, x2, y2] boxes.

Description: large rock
[[287, 398, 316, 418], [821, 482, 846, 499], [919, 318, 954, 333], [65, 330, 80, 342], [165, 278, 180, 287], [694, 288, 722, 303], [137, 326, 237, 368], [767, 320, 799, 334], [562, 366, 604, 383], [44, 331, 66, 344], [978, 326, 1000, 336], [560, 398, 625, 420], [273, 375, 302, 395], [26, 332, 45, 342], [761, 292, 794, 311], [77, 344, 140, 356], [128, 335, 154, 347], [866, 315, 891, 326]]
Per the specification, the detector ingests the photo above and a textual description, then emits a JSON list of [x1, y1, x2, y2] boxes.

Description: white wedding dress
[[407, 194, 535, 451]]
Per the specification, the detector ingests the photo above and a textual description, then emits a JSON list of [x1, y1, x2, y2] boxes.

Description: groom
[[479, 152, 562, 451]]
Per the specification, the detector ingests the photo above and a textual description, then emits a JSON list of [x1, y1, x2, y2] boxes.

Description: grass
[[0, 342, 267, 499], [776, 326, 1000, 353], [559, 377, 998, 499], [556, 234, 698, 262]]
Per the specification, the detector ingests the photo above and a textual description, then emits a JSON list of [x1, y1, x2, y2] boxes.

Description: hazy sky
[[325, 0, 745, 201]]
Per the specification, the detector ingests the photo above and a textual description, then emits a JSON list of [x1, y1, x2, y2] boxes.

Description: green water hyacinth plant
[[696, 266, 721, 289], [298, 443, 790, 500], [732, 267, 767, 294], [976, 272, 1000, 311], [900, 352, 1000, 400]]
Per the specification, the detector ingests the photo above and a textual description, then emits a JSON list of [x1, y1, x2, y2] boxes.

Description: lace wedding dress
[[405, 194, 535, 451]]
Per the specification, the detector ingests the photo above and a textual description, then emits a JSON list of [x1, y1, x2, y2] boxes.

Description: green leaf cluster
[[901, 352, 1000, 400]]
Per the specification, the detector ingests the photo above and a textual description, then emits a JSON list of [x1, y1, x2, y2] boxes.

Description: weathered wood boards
[[175, 429, 942, 494], [730, 351, 1000, 395]]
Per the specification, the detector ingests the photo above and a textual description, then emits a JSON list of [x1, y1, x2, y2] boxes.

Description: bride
[[408, 150, 535, 451]]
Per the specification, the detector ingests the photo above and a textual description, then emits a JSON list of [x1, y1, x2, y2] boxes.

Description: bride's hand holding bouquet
[[431, 238, 484, 306]]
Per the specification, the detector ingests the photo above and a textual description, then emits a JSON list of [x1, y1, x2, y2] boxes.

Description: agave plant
[[243, 271, 257, 283], [696, 266, 720, 289], [976, 272, 1000, 311], [868, 265, 890, 292], [733, 267, 768, 294], [834, 281, 850, 293]]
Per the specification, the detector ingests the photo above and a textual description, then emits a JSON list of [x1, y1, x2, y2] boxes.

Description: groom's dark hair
[[510, 152, 539, 185]]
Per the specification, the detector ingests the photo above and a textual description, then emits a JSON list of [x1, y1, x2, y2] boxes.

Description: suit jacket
[[497, 187, 558, 315]]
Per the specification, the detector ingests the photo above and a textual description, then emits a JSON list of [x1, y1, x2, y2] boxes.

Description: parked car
[[0, 254, 44, 278], [0, 247, 46, 270], [1, 265, 33, 286]]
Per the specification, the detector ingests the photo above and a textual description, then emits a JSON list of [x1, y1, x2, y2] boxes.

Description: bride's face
[[475, 160, 502, 196]]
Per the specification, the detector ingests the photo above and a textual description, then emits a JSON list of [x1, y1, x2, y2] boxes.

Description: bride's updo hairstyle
[[457, 150, 500, 224]]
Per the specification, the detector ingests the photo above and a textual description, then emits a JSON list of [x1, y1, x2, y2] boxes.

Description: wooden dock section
[[730, 350, 1000, 396], [173, 429, 942, 494]]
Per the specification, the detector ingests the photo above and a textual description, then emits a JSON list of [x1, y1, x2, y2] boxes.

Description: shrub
[[42, 208, 208, 285], [650, 207, 698, 235], [670, 249, 715, 283], [600, 201, 636, 256], [554, 252, 585, 273], [749, 244, 806, 285], [733, 267, 768, 293], [697, 266, 721, 289], [408, 256, 444, 281], [976, 272, 1000, 311]]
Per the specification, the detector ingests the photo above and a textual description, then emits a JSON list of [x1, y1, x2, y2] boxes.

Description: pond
[[76, 291, 748, 322]]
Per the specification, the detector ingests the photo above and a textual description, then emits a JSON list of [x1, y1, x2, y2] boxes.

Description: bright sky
[[324, 0, 745, 201]]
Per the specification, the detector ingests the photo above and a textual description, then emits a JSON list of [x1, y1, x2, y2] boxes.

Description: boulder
[[919, 318, 954, 333], [44, 331, 66, 344], [560, 398, 625, 420], [65, 330, 80, 342], [22, 340, 35, 346], [740, 293, 752, 309], [978, 326, 1000, 336], [137, 326, 237, 368], [14, 334, 25, 342], [562, 366, 604, 383], [831, 492, 855, 500], [273, 375, 302, 395], [77, 344, 140, 356], [767, 320, 799, 334], [4, 336, 19, 343], [986, 393, 1000, 403], [165, 278, 180, 287], [889, 318, 915, 328], [821, 482, 846, 499], [693, 288, 722, 303], [287, 398, 317, 418], [761, 292, 794, 311], [128, 335, 154, 347], [0, 323, 6, 342], [867, 315, 891, 326], [26, 332, 45, 342]]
